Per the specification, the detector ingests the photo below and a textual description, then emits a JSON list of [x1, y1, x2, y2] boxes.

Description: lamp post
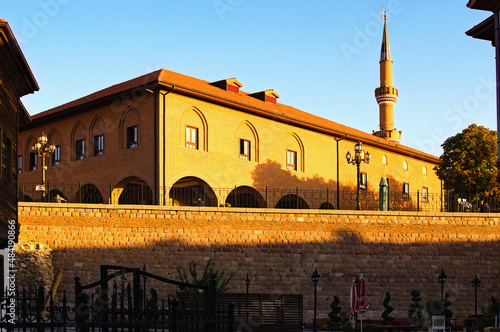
[[471, 275, 481, 316], [346, 141, 371, 210], [311, 269, 320, 332], [438, 269, 447, 302], [31, 132, 55, 201]]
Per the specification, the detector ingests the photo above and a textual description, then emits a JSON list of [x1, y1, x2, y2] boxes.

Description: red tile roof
[[31, 68, 439, 163]]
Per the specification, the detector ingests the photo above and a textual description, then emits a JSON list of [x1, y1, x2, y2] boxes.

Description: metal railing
[[18, 181, 499, 212]]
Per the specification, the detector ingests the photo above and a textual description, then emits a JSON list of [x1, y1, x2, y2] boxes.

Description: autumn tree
[[434, 124, 497, 197]]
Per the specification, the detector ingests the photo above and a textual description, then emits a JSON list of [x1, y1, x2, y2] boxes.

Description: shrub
[[382, 291, 395, 321]]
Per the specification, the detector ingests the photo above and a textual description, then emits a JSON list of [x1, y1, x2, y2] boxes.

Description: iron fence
[[18, 181, 499, 213], [0, 266, 235, 332]]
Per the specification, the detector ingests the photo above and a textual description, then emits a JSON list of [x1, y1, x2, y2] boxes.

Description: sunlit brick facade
[[18, 66, 440, 210]]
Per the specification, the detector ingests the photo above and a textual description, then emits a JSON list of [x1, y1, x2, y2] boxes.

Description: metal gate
[[1, 265, 234, 332]]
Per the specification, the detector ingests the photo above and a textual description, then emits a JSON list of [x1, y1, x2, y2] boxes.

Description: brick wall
[[18, 202, 500, 323]]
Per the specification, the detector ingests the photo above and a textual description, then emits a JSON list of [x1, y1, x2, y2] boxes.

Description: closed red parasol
[[357, 273, 369, 312], [350, 279, 357, 327]]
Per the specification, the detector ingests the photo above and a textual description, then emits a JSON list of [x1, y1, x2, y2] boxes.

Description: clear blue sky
[[4, 1, 495, 157]]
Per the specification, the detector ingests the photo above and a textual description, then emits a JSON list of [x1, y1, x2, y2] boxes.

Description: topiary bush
[[443, 293, 452, 319], [382, 291, 395, 321], [409, 289, 425, 325], [328, 295, 342, 324], [426, 299, 445, 317]]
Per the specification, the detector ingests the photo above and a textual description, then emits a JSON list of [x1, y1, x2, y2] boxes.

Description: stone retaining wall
[[18, 202, 500, 323]]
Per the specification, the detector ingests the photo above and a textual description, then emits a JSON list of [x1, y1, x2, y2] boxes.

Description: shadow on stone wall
[[27, 229, 499, 324]]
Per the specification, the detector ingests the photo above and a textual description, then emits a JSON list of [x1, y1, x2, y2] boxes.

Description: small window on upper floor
[[360, 172, 367, 190], [186, 126, 198, 149], [75, 139, 85, 160], [29, 152, 37, 170], [286, 150, 297, 171], [18, 155, 22, 173], [240, 139, 251, 160], [52, 145, 61, 166], [382, 155, 387, 165], [423, 166, 427, 175], [127, 125, 138, 149], [422, 187, 429, 202], [403, 161, 408, 171], [403, 182, 410, 199], [94, 134, 104, 156]]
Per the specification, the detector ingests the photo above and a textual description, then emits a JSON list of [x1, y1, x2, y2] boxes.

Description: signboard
[[35, 185, 46, 191]]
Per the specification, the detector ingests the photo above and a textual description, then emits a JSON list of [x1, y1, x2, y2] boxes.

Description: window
[[423, 166, 427, 175], [240, 139, 251, 160], [286, 150, 297, 171], [360, 172, 367, 190], [75, 139, 85, 160], [94, 135, 104, 156], [382, 155, 387, 165], [422, 187, 429, 202], [403, 161, 408, 171], [29, 152, 37, 170], [18, 155, 22, 173], [186, 126, 198, 149], [52, 145, 61, 166], [403, 182, 409, 199], [127, 125, 138, 149]]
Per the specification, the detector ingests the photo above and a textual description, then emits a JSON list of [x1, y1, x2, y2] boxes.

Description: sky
[[3, 1, 496, 157]]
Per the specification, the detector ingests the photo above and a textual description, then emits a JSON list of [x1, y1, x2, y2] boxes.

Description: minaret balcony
[[375, 86, 398, 97]]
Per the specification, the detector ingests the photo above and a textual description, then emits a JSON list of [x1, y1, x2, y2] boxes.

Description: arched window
[[382, 155, 387, 165], [235, 121, 259, 162], [181, 107, 208, 152], [119, 107, 141, 150], [284, 133, 305, 172], [423, 166, 427, 175], [403, 161, 408, 171]]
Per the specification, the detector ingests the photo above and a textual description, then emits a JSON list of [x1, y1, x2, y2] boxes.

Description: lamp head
[[311, 268, 320, 282]]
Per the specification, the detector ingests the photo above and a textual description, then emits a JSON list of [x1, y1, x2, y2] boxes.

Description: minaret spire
[[380, 10, 391, 62], [373, 9, 401, 142]]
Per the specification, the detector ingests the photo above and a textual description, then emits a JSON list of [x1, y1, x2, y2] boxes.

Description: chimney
[[249, 89, 280, 104], [210, 78, 243, 93]]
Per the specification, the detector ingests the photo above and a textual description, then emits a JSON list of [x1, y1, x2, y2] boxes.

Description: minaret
[[373, 11, 401, 142]]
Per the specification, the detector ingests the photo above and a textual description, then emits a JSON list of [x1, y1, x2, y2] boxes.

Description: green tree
[[434, 124, 497, 197]]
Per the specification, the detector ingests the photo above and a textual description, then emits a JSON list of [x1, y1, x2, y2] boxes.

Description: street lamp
[[346, 141, 371, 210], [438, 269, 447, 302], [471, 275, 481, 316], [245, 274, 250, 294], [311, 269, 320, 332], [31, 132, 55, 201]]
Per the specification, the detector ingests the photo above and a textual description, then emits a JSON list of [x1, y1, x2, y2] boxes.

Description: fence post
[[417, 190, 420, 212], [133, 269, 141, 332], [265, 186, 268, 208], [296, 187, 299, 209], [36, 286, 45, 331], [209, 273, 217, 332], [171, 298, 179, 332], [326, 188, 329, 208], [227, 302, 235, 332], [74, 277, 90, 332]]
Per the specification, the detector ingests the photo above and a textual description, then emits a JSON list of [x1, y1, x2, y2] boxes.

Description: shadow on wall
[[25, 225, 500, 324], [250, 160, 423, 210]]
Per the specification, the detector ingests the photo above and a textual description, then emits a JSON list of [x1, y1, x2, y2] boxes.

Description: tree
[[434, 124, 497, 197]]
